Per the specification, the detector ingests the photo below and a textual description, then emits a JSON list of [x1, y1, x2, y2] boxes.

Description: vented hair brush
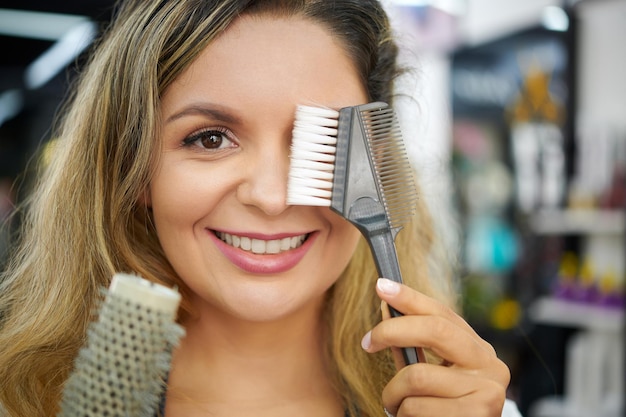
[[287, 101, 419, 365], [57, 273, 185, 417]]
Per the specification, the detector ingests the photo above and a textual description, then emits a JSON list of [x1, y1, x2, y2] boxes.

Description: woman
[[0, 1, 516, 416]]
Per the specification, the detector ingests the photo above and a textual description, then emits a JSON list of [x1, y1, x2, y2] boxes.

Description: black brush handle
[[366, 229, 420, 366], [348, 197, 419, 366]]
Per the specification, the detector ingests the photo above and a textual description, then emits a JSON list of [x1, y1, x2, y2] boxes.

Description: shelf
[[529, 297, 624, 332], [530, 209, 625, 235]]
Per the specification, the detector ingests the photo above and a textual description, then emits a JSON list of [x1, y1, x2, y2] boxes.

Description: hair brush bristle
[[287, 105, 339, 207], [57, 274, 184, 417]]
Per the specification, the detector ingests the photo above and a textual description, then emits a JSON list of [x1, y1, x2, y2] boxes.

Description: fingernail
[[377, 278, 400, 295], [384, 407, 396, 417], [361, 330, 372, 350]]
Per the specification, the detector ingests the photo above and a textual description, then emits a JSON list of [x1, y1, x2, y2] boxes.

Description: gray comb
[[288, 102, 419, 365]]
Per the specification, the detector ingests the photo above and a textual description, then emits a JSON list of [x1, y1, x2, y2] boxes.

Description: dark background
[[0, 2, 116, 178]]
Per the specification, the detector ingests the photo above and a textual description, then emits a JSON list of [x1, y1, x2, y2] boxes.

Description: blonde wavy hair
[[0, 0, 458, 416]]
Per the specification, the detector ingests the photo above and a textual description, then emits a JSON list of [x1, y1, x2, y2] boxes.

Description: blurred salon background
[[0, 1, 624, 416]]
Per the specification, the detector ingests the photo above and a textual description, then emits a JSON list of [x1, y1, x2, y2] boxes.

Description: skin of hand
[[361, 278, 511, 417]]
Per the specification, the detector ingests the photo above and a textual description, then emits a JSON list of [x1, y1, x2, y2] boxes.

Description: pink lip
[[208, 230, 317, 275]]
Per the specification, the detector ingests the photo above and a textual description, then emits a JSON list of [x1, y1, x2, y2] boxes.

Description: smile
[[215, 232, 308, 254]]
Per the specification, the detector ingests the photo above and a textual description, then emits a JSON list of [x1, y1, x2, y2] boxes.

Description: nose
[[237, 140, 290, 216]]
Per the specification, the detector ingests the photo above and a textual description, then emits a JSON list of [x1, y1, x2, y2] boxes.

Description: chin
[[220, 285, 326, 324]]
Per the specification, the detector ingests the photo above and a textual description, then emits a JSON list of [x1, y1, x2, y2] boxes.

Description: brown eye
[[199, 131, 224, 149], [182, 127, 238, 151]]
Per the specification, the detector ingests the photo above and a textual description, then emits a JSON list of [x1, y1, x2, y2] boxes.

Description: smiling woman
[[0, 1, 518, 417], [150, 15, 366, 328]]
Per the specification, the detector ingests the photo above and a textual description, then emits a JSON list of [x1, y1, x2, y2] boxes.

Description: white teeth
[[251, 239, 264, 254], [265, 239, 281, 254], [216, 232, 307, 254]]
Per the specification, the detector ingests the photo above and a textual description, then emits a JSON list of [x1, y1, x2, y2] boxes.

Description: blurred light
[[490, 298, 522, 330], [25, 20, 97, 89], [0, 8, 98, 89], [0, 89, 23, 127], [541, 6, 570, 32], [390, 0, 467, 15], [0, 8, 89, 41]]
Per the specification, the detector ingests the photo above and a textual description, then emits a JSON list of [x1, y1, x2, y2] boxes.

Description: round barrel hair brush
[[57, 273, 185, 417]]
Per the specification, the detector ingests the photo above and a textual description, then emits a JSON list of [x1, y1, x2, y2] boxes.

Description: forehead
[[162, 15, 368, 113]]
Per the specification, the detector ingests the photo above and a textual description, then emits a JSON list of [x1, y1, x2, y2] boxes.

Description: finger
[[376, 278, 475, 334], [380, 300, 405, 369], [391, 391, 507, 417], [382, 362, 507, 412], [363, 314, 506, 376], [375, 278, 496, 356], [381, 301, 428, 368]]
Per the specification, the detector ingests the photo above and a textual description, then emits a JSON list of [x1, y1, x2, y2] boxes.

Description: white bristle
[[287, 105, 339, 207], [295, 105, 340, 120], [57, 273, 184, 417], [293, 123, 338, 138], [291, 141, 336, 154], [291, 150, 335, 164]]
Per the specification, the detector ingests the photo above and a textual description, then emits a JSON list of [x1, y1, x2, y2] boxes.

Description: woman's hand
[[361, 278, 511, 417]]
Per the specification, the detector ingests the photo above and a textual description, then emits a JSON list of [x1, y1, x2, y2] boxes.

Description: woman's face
[[149, 15, 367, 322]]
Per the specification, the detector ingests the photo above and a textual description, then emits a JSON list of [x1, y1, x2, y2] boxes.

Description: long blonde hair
[[0, 1, 458, 416]]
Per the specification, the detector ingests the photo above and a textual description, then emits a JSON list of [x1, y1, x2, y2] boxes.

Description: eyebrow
[[165, 103, 242, 125]]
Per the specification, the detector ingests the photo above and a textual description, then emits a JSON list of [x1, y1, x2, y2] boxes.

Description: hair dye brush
[[57, 273, 185, 417], [287, 101, 420, 365]]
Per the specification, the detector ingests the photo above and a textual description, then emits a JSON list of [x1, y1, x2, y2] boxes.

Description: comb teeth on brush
[[57, 273, 185, 417], [288, 101, 420, 365]]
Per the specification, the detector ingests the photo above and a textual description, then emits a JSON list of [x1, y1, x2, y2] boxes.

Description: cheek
[[148, 162, 228, 239], [326, 216, 362, 272], [147, 165, 226, 279], [151, 176, 201, 223], [340, 223, 361, 253]]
